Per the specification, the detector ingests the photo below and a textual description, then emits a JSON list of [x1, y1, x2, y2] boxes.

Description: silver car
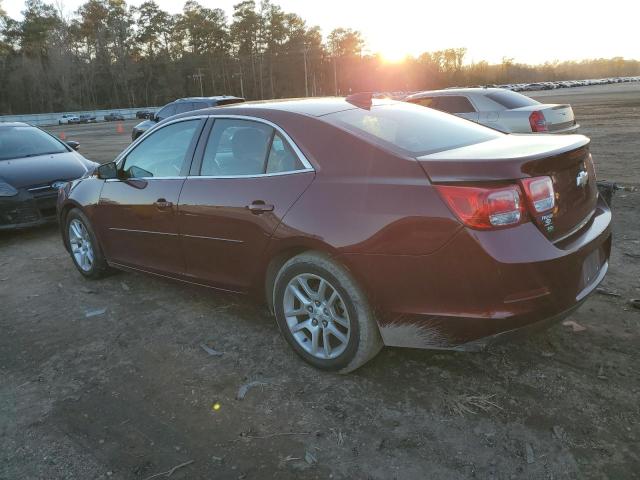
[[405, 88, 579, 134]]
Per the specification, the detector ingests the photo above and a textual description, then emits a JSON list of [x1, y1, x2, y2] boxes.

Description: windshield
[[0, 126, 68, 160], [323, 101, 501, 156]]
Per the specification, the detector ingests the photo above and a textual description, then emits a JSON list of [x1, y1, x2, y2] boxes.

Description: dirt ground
[[1, 83, 639, 480]]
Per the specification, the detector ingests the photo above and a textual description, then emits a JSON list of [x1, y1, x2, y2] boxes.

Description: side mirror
[[96, 162, 118, 180], [153, 114, 160, 123], [66, 140, 80, 151]]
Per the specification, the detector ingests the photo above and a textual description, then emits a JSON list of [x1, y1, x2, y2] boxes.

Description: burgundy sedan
[[57, 97, 611, 372]]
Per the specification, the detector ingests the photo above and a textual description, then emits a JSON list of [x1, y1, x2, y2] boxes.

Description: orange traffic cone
[[116, 122, 124, 134], [59, 132, 66, 140]]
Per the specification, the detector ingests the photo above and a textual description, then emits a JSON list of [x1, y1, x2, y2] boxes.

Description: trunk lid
[[512, 103, 577, 132], [418, 134, 598, 242]]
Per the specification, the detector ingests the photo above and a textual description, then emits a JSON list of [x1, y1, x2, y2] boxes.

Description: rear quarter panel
[[265, 116, 462, 301]]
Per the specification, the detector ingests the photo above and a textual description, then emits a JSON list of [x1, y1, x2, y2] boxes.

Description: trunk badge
[[576, 171, 589, 187]]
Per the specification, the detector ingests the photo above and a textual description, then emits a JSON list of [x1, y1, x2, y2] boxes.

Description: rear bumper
[[342, 197, 611, 350], [549, 123, 580, 134]]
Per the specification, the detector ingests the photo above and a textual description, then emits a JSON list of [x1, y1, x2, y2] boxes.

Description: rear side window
[[432, 96, 476, 114], [408, 97, 435, 108], [266, 133, 304, 174], [486, 90, 539, 109], [174, 102, 195, 114], [325, 102, 501, 156]]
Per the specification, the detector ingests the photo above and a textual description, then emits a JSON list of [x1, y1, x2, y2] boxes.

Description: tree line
[[1, 0, 639, 114]]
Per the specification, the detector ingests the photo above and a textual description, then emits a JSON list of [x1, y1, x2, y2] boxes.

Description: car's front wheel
[[65, 209, 110, 279], [273, 252, 383, 373]]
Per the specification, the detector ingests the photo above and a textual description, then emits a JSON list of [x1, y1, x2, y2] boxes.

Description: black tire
[[272, 251, 383, 373], [65, 209, 110, 279]]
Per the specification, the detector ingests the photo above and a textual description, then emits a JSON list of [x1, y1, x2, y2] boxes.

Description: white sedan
[[58, 114, 81, 125], [405, 88, 579, 134]]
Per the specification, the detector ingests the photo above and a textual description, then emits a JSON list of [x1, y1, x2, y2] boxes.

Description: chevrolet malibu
[[57, 97, 611, 373]]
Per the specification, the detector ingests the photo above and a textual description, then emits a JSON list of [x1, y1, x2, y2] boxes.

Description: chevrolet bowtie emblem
[[576, 170, 589, 187]]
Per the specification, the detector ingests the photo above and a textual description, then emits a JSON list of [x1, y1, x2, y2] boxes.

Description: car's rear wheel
[[273, 252, 383, 373], [65, 209, 110, 279]]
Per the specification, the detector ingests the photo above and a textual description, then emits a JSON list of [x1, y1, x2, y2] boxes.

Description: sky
[[3, 0, 638, 65]]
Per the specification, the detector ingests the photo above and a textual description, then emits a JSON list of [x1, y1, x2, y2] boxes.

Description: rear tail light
[[520, 176, 555, 213], [529, 110, 548, 132], [435, 184, 526, 230]]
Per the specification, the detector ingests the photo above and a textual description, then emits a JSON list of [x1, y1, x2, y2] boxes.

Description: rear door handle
[[154, 198, 173, 209], [247, 201, 274, 214]]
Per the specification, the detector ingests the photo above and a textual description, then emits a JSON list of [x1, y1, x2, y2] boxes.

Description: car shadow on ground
[[0, 223, 59, 245]]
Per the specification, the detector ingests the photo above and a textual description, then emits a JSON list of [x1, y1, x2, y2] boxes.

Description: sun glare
[[379, 47, 408, 64]]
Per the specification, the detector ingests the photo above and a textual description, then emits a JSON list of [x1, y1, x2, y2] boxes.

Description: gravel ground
[[1, 83, 639, 480]]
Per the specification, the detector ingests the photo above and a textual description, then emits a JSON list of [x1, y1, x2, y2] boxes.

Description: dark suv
[[131, 96, 244, 141]]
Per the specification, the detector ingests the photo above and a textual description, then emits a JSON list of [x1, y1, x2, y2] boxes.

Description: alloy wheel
[[68, 219, 94, 272], [283, 273, 351, 360]]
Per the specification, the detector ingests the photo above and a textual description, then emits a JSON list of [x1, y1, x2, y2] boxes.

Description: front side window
[[200, 119, 274, 176], [123, 120, 200, 178], [156, 104, 177, 121], [0, 126, 68, 160], [433, 96, 476, 114]]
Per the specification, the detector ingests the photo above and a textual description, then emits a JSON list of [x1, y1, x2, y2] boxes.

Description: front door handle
[[247, 200, 274, 214], [154, 198, 173, 209]]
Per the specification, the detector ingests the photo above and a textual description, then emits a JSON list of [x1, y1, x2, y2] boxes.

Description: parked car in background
[[104, 112, 125, 122], [405, 88, 579, 134], [131, 96, 245, 141], [58, 96, 610, 373], [136, 110, 155, 119], [0, 122, 96, 229], [58, 114, 80, 125], [79, 114, 97, 123]]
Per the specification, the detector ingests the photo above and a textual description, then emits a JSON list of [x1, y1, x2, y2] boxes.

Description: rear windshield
[[485, 90, 539, 109], [0, 126, 68, 160], [323, 102, 501, 156]]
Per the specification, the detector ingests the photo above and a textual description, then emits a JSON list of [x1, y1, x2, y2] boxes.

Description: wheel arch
[[261, 238, 341, 315], [59, 200, 85, 252]]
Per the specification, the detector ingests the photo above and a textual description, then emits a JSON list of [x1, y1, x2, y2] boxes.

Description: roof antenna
[[345, 92, 373, 110]]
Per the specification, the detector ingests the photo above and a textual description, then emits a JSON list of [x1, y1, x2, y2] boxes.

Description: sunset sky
[[5, 0, 638, 65]]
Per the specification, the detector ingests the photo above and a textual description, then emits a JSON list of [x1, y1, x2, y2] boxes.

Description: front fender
[[57, 176, 105, 250]]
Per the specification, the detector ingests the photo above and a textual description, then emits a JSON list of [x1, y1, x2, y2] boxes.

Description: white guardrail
[[0, 107, 159, 126]]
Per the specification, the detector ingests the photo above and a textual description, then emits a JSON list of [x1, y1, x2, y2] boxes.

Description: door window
[[123, 120, 200, 178], [201, 119, 273, 176], [156, 104, 177, 121], [174, 102, 195, 114], [266, 132, 305, 173], [432, 96, 476, 114], [409, 97, 435, 108]]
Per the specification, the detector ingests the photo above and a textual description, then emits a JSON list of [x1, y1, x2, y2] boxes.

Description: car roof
[[0, 122, 31, 128], [213, 97, 396, 117], [175, 96, 243, 103], [406, 87, 510, 99]]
